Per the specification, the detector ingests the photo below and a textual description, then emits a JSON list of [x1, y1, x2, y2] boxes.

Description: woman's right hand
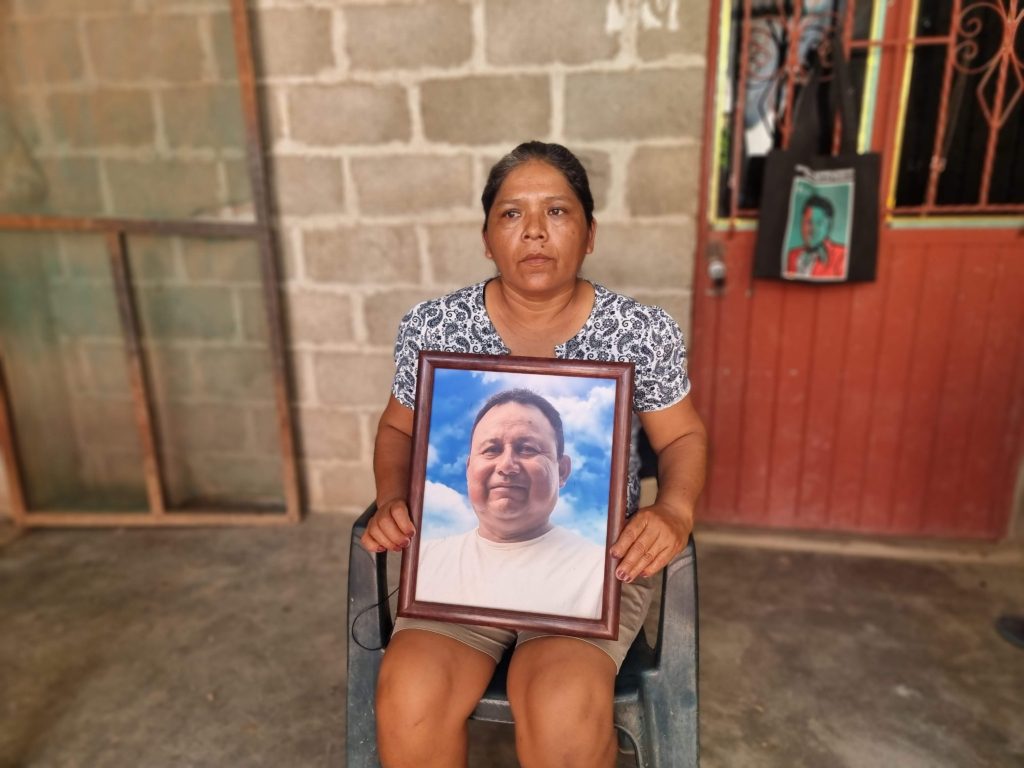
[[360, 498, 416, 553]]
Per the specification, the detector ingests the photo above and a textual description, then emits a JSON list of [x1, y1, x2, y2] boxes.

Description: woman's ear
[[482, 228, 494, 260], [586, 218, 597, 255]]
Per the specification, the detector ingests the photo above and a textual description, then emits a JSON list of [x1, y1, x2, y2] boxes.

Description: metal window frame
[[0, 0, 301, 528], [707, 0, 1024, 231]]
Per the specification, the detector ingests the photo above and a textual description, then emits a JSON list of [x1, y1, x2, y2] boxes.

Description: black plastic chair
[[346, 503, 699, 767]]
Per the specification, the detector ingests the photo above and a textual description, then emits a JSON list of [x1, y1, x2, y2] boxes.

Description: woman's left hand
[[609, 503, 693, 582]]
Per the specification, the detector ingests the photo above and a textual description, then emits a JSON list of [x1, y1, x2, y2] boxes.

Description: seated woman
[[361, 141, 708, 768]]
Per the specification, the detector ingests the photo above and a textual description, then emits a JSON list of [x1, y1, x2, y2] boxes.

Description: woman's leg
[[376, 629, 497, 768], [506, 637, 618, 768]]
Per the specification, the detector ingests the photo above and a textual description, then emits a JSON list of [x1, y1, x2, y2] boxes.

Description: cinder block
[[345, 3, 472, 70], [576, 149, 611, 212], [426, 224, 493, 286], [49, 280, 122, 337], [86, 15, 204, 83], [181, 238, 262, 283], [485, 0, 618, 65], [363, 287, 439, 347], [247, 405, 286, 454], [185, 453, 285, 502], [146, 344, 201, 403], [295, 408, 362, 461], [47, 89, 155, 148], [105, 158, 222, 219], [565, 69, 704, 140], [135, 284, 238, 340], [37, 158, 104, 217], [285, 288, 355, 346], [421, 76, 550, 145], [58, 235, 110, 279], [78, 341, 132, 396], [194, 346, 277, 401], [319, 464, 376, 510], [351, 154, 473, 215], [209, 12, 240, 81], [9, 20, 84, 84], [86, 450, 147, 497], [255, 7, 334, 77], [638, 0, 709, 60], [14, 0, 135, 14], [304, 226, 420, 285], [159, 402, 249, 452], [127, 236, 181, 283], [238, 287, 272, 344], [289, 84, 410, 146], [583, 221, 694, 289], [313, 352, 393, 407], [161, 85, 245, 150], [73, 397, 141, 451], [221, 159, 253, 213], [627, 145, 700, 215], [271, 156, 346, 216]]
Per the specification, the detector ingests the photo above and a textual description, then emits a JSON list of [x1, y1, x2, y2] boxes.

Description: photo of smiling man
[[415, 385, 608, 619]]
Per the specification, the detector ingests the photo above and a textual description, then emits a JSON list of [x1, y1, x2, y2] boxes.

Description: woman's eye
[[518, 445, 538, 455], [549, 207, 565, 216], [501, 210, 520, 219]]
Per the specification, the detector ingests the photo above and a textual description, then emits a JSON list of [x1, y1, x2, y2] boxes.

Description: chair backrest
[[346, 503, 699, 768]]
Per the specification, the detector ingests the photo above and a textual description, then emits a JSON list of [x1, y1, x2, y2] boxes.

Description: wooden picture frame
[[397, 351, 635, 640]]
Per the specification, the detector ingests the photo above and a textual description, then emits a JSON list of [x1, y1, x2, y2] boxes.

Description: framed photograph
[[397, 351, 635, 640]]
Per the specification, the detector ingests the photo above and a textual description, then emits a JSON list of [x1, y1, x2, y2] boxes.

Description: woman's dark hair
[[481, 141, 595, 230], [471, 388, 565, 457]]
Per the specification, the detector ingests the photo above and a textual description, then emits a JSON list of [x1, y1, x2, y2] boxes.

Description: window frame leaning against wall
[[0, 0, 301, 527]]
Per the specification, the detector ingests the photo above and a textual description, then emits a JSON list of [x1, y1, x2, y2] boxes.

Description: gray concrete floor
[[1, 514, 1022, 767]]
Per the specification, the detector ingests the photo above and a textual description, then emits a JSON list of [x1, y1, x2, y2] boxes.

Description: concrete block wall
[[254, 0, 708, 514], [0, 0, 708, 517], [3, 0, 249, 219]]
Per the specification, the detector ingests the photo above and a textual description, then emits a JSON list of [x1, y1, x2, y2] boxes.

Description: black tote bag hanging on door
[[752, 42, 880, 283]]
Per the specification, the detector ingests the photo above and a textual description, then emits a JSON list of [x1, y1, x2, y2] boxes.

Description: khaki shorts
[[391, 574, 655, 672]]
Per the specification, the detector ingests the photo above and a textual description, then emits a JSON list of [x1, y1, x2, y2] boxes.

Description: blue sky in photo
[[421, 368, 617, 546]]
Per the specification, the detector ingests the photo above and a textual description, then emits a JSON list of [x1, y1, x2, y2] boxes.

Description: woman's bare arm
[[361, 395, 417, 553], [610, 395, 707, 581]]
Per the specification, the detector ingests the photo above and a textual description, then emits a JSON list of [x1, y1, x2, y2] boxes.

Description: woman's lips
[[521, 253, 551, 265]]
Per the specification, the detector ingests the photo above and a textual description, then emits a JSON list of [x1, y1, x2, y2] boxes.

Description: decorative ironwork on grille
[[716, 0, 1024, 220]]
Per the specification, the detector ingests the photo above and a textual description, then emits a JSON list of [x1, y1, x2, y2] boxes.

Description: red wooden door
[[690, 0, 1024, 538]]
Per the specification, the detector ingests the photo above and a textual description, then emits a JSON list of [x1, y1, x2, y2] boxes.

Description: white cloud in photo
[[420, 480, 477, 540], [550, 384, 615, 451], [553, 494, 607, 546]]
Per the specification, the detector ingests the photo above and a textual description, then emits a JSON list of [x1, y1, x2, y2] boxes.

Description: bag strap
[[787, 31, 860, 157]]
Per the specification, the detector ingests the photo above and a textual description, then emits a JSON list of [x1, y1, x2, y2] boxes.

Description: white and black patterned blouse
[[391, 280, 691, 513]]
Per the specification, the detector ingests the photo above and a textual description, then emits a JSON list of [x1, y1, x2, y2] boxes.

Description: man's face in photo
[[466, 402, 571, 543], [801, 204, 832, 250]]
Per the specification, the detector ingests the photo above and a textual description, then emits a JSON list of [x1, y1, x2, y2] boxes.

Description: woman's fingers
[[360, 500, 416, 553], [610, 508, 685, 582]]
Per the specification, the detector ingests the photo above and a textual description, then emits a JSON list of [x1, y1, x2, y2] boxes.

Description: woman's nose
[[522, 211, 547, 240]]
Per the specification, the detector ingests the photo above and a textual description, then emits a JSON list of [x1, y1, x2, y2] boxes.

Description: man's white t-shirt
[[416, 526, 606, 619]]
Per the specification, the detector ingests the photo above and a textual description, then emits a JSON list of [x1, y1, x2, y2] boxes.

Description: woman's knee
[[507, 639, 617, 767], [376, 630, 495, 731]]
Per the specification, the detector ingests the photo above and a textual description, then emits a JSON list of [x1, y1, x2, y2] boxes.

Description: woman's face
[[482, 160, 596, 296], [466, 402, 571, 542]]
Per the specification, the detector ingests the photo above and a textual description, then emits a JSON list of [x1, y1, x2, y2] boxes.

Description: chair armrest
[[348, 503, 393, 648], [654, 536, 698, 690], [346, 503, 391, 767]]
